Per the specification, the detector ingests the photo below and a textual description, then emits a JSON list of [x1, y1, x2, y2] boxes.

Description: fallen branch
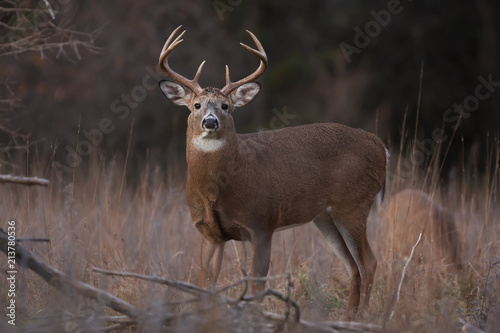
[[0, 174, 49, 186], [0, 230, 138, 318]]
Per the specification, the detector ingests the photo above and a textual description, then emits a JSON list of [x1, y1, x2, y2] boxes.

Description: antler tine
[[161, 25, 185, 54], [241, 29, 267, 58], [159, 25, 204, 95], [221, 30, 268, 95], [225, 65, 231, 86], [193, 60, 206, 83]]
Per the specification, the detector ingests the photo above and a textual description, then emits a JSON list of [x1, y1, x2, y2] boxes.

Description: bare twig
[[42, 0, 55, 20], [0, 174, 49, 186], [92, 267, 210, 297], [0, 6, 103, 60], [389, 232, 423, 320]]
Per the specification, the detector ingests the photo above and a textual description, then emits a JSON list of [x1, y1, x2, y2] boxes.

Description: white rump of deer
[[158, 26, 388, 318], [380, 189, 462, 269]]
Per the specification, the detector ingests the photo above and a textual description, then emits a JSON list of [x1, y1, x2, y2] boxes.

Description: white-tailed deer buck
[[158, 26, 388, 317], [380, 189, 462, 269]]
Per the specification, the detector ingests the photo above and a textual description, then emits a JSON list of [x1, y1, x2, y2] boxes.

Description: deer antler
[[221, 30, 268, 95], [159, 25, 204, 95]]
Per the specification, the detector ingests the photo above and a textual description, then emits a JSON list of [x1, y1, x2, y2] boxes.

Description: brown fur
[[177, 88, 387, 319], [380, 189, 462, 269]]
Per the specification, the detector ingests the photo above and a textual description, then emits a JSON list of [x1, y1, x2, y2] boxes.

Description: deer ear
[[229, 83, 260, 107], [159, 80, 194, 107]]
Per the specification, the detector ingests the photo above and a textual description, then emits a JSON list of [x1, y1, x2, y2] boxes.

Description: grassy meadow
[[1, 136, 499, 332]]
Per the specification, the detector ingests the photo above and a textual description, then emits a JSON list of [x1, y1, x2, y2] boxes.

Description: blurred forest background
[[1, 0, 499, 180]]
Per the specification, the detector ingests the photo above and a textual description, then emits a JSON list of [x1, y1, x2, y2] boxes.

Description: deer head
[[159, 26, 267, 152]]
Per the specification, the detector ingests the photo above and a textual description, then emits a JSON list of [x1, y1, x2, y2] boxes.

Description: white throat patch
[[193, 133, 226, 152]]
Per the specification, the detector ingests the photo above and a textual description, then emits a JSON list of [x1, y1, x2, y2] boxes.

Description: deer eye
[[221, 104, 228, 110], [194, 103, 201, 109]]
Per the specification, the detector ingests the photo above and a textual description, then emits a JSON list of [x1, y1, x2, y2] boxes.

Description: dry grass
[[1, 138, 499, 332]]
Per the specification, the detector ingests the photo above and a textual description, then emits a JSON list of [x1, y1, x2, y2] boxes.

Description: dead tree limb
[[0, 174, 49, 186], [0, 230, 138, 318]]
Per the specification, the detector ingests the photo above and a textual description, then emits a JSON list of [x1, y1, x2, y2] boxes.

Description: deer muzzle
[[202, 114, 219, 132]]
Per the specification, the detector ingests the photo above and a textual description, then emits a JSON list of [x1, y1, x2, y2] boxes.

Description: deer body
[[158, 26, 387, 318], [188, 123, 386, 241]]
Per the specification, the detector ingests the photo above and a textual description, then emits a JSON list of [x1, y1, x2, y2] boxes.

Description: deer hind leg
[[314, 208, 377, 318], [314, 210, 361, 318], [330, 208, 377, 310]]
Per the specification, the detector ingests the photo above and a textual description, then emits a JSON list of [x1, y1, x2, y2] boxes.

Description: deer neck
[[186, 129, 241, 199]]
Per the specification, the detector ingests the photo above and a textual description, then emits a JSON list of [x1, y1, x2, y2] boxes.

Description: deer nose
[[202, 115, 219, 131]]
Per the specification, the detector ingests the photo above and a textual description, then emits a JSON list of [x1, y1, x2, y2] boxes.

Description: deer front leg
[[200, 238, 225, 288], [251, 232, 273, 293]]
